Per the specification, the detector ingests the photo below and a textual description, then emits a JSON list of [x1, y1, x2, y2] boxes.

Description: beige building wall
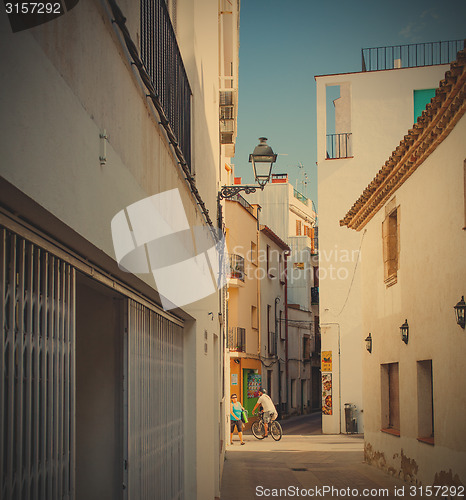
[[258, 227, 288, 411], [315, 64, 449, 434], [359, 114, 466, 485], [0, 1, 231, 497]]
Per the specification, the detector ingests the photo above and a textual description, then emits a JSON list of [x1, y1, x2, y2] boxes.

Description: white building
[[0, 1, 239, 498], [315, 48, 452, 434], [340, 50, 466, 486], [245, 174, 320, 414]]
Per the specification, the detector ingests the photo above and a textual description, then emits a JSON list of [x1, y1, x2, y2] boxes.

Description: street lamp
[[454, 296, 466, 329], [400, 320, 409, 345], [364, 333, 372, 353], [249, 137, 278, 188], [218, 137, 277, 199]]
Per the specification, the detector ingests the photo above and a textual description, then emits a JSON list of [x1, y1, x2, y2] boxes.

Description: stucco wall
[[360, 115, 466, 485], [0, 1, 225, 497], [315, 64, 449, 434]]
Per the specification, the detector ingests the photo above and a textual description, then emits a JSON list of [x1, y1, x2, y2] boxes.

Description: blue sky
[[233, 0, 466, 207]]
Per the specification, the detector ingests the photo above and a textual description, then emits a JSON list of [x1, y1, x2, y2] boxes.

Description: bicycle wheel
[[251, 420, 266, 439], [270, 421, 282, 441]]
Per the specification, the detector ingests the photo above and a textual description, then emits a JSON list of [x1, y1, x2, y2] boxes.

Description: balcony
[[311, 286, 319, 305], [293, 188, 309, 206], [326, 133, 352, 159], [141, 0, 192, 169], [228, 327, 246, 352], [362, 39, 465, 72], [228, 254, 245, 284]]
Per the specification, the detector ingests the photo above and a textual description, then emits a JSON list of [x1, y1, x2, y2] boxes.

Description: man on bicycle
[[252, 388, 277, 438]]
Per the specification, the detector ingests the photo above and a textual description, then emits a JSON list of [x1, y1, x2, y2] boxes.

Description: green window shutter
[[414, 89, 436, 122]]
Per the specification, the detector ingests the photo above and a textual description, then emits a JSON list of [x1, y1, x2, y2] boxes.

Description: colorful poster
[[247, 374, 262, 398], [322, 373, 333, 415], [231, 373, 238, 386], [321, 351, 332, 372]]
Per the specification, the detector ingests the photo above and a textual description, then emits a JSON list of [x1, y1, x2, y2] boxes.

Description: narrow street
[[221, 413, 418, 500]]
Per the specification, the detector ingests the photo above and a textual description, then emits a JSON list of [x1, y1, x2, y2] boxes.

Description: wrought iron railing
[[141, 0, 192, 169], [311, 286, 319, 305], [311, 237, 318, 255], [228, 327, 246, 352], [231, 193, 255, 216], [362, 39, 465, 72], [228, 254, 245, 281], [326, 133, 352, 159]]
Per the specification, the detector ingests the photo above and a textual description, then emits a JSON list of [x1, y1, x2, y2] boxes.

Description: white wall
[[360, 114, 466, 485], [315, 64, 448, 434], [0, 1, 225, 497]]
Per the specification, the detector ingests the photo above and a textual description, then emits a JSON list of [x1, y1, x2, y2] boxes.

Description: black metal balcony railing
[[228, 254, 245, 281], [141, 0, 192, 169], [311, 286, 319, 305], [362, 39, 465, 72], [326, 133, 352, 159], [228, 327, 246, 352], [231, 194, 255, 216]]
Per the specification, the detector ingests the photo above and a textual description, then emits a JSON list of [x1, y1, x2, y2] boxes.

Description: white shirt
[[257, 394, 276, 414]]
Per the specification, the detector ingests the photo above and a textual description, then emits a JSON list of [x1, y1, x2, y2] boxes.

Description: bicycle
[[251, 410, 283, 441]]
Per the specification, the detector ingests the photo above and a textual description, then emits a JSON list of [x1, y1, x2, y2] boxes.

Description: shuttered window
[[382, 201, 399, 286]]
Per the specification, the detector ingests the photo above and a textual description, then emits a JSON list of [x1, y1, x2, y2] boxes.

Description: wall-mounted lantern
[[365, 333, 372, 353], [454, 296, 466, 329], [400, 319, 409, 344]]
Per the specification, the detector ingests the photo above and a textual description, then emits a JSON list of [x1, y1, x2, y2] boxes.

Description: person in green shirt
[[230, 394, 246, 445]]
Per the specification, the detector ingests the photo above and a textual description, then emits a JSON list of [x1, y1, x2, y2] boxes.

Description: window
[[303, 335, 311, 358], [417, 360, 434, 444], [382, 198, 399, 286], [296, 220, 302, 236], [291, 379, 297, 408], [381, 363, 400, 435], [279, 310, 285, 340], [251, 241, 258, 265], [414, 89, 436, 122], [463, 159, 466, 230], [326, 83, 352, 159], [304, 225, 310, 236], [266, 245, 270, 274], [267, 305, 276, 356], [267, 370, 273, 397], [251, 305, 258, 330]]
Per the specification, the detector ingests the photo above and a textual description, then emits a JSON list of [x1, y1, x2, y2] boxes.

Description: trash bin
[[344, 403, 357, 434]]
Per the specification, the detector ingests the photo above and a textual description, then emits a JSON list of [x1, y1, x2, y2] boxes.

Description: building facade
[[245, 174, 320, 415], [0, 1, 239, 498], [340, 50, 466, 486], [315, 48, 452, 434]]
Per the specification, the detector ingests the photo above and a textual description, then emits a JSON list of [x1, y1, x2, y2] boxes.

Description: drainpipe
[[284, 250, 291, 416]]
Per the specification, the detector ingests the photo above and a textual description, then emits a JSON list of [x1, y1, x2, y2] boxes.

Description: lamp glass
[[454, 296, 466, 328], [400, 320, 409, 344], [365, 333, 372, 353], [249, 137, 277, 187]]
